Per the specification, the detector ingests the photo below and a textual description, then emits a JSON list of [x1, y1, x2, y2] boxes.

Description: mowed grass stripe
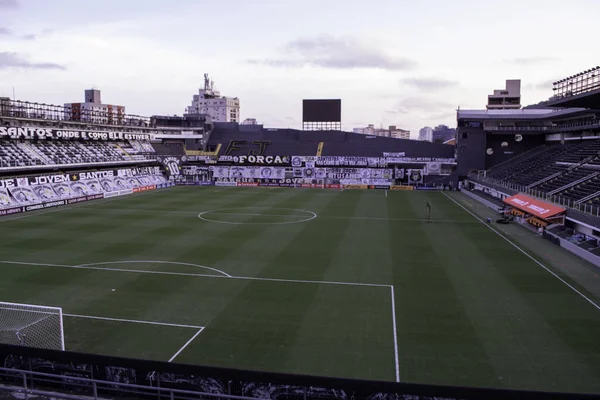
[[388, 191, 499, 388], [52, 188, 308, 329], [181, 190, 395, 381], [2, 187, 600, 392], [431, 220, 600, 393], [442, 192, 600, 393]]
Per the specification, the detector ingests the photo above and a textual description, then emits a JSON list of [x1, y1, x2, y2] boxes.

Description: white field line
[[0, 260, 389, 288], [204, 212, 309, 218], [0, 187, 176, 224], [390, 285, 400, 382], [442, 192, 600, 312], [1, 259, 395, 376], [64, 313, 204, 329], [71, 207, 478, 224], [385, 190, 388, 198], [77, 260, 231, 278], [168, 328, 205, 362]]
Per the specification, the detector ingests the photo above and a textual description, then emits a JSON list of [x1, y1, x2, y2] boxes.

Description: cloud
[[401, 77, 458, 92], [0, 0, 19, 8], [248, 35, 415, 71], [21, 34, 37, 40], [422, 111, 455, 120], [0, 27, 11, 35], [0, 52, 66, 70], [393, 96, 455, 113], [524, 79, 555, 91], [509, 56, 558, 65]]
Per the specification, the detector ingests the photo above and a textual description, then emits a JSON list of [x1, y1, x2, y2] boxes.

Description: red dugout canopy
[[503, 193, 566, 220]]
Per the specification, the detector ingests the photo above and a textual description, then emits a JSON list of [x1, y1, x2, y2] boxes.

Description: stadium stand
[[484, 139, 600, 205], [0, 140, 155, 167], [0, 168, 168, 209], [206, 123, 454, 158], [152, 141, 186, 156]]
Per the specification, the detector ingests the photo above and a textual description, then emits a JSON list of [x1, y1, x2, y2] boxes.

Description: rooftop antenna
[[204, 73, 210, 90], [210, 80, 214, 91]]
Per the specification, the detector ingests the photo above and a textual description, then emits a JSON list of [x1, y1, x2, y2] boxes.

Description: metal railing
[[468, 172, 600, 218], [0, 367, 264, 400]]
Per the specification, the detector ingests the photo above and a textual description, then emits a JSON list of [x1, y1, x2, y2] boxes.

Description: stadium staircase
[[16, 142, 49, 164], [184, 143, 221, 157], [316, 142, 324, 156], [114, 143, 132, 159]]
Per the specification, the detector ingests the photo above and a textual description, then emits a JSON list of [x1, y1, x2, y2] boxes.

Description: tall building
[[186, 74, 240, 123], [241, 118, 258, 125], [487, 79, 521, 110], [432, 124, 456, 143], [64, 89, 125, 125], [418, 126, 433, 142], [353, 124, 375, 135], [353, 124, 410, 139]]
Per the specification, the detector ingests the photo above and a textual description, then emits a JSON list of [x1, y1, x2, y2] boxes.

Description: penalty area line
[[390, 285, 400, 382], [442, 192, 600, 312], [168, 328, 205, 362], [0, 260, 388, 288], [64, 313, 204, 330]]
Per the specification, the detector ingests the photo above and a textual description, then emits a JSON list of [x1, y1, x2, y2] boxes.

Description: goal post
[[0, 301, 65, 351]]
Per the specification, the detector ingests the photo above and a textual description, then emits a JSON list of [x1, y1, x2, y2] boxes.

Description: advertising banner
[[25, 200, 66, 212], [369, 185, 391, 190], [0, 206, 23, 216], [215, 181, 237, 187], [259, 182, 281, 187], [66, 194, 104, 204], [342, 184, 368, 190], [237, 182, 259, 187], [105, 188, 133, 198], [390, 185, 414, 191], [503, 193, 566, 219]]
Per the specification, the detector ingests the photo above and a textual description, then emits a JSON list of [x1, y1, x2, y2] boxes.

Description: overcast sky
[[0, 0, 599, 137]]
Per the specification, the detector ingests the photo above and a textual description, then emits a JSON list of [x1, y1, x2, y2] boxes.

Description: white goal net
[[0, 302, 65, 351]]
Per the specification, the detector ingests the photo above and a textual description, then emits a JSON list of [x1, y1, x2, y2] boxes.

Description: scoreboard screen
[[302, 99, 341, 122]]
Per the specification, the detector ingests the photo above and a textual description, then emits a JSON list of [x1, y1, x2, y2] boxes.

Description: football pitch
[[1, 186, 600, 394]]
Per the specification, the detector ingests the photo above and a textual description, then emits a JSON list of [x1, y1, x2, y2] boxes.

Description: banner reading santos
[[0, 127, 151, 141]]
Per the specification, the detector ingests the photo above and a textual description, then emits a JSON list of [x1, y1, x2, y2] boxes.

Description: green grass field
[[1, 186, 600, 394]]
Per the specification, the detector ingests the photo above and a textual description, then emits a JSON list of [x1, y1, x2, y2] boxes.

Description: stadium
[[1, 65, 600, 400]]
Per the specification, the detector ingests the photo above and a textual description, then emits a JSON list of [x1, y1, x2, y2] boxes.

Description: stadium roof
[[544, 87, 600, 109], [457, 107, 591, 120]]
